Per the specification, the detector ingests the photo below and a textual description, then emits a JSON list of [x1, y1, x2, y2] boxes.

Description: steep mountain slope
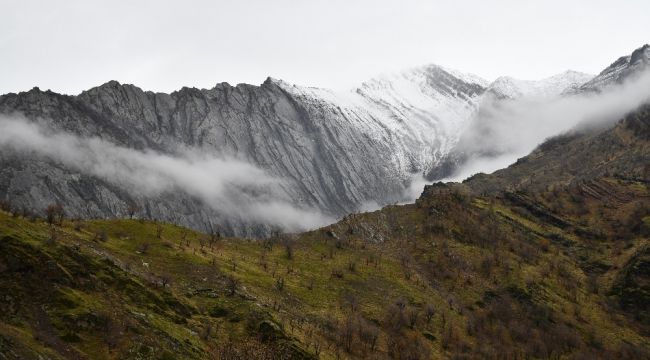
[[465, 104, 650, 194], [352, 65, 488, 171], [580, 44, 650, 91], [428, 44, 650, 182], [0, 103, 648, 359], [0, 66, 490, 237]]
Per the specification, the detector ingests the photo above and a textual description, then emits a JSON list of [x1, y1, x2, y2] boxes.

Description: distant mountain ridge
[[486, 70, 593, 99]]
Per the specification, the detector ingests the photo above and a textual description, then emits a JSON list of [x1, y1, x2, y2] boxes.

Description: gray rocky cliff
[[0, 68, 485, 237]]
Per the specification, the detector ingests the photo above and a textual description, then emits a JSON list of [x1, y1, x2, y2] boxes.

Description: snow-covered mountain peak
[[486, 70, 592, 99], [357, 64, 488, 98]]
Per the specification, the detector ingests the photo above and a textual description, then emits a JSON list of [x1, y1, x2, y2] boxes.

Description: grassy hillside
[[0, 108, 649, 359], [1, 175, 648, 359]]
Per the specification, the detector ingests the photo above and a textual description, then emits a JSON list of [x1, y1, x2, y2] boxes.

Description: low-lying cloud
[[443, 68, 650, 182], [0, 116, 334, 232]]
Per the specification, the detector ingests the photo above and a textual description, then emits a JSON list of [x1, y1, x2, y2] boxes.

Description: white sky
[[1, 0, 649, 95]]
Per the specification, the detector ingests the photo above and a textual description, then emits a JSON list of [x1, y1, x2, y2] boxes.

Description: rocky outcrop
[[580, 44, 650, 91]]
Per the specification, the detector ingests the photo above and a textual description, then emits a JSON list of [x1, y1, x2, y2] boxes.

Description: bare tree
[[275, 277, 285, 291], [384, 303, 407, 335], [201, 323, 213, 340], [358, 318, 379, 352], [226, 275, 239, 296], [45, 203, 64, 226], [127, 201, 140, 219], [424, 303, 436, 324], [160, 274, 172, 288], [342, 292, 359, 313], [155, 223, 163, 239], [208, 224, 221, 249], [137, 242, 150, 254], [285, 238, 294, 260], [337, 314, 357, 353], [407, 307, 420, 329]]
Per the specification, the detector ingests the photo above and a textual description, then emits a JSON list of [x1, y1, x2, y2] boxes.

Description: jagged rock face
[[580, 44, 650, 91], [0, 68, 487, 237]]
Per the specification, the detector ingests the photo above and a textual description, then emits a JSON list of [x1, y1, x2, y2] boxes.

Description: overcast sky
[[1, 0, 648, 95]]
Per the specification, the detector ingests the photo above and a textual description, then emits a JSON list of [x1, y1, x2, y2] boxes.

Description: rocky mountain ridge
[[0, 45, 647, 236]]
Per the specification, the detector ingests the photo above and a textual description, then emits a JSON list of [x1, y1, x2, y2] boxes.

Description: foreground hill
[[0, 105, 648, 358]]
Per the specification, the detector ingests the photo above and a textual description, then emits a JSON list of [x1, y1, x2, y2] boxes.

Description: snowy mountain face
[[486, 71, 593, 99], [0, 45, 647, 237], [280, 65, 488, 178], [424, 69, 596, 180]]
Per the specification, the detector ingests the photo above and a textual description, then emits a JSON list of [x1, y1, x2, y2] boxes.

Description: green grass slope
[[0, 107, 649, 359]]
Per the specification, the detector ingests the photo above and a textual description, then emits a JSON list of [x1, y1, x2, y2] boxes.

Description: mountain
[[486, 70, 592, 99], [465, 105, 650, 194], [580, 44, 650, 90], [0, 46, 647, 237], [428, 44, 650, 182], [0, 66, 489, 237], [0, 100, 648, 359]]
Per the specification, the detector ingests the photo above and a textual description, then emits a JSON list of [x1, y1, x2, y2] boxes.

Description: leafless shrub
[[424, 303, 436, 324], [137, 242, 151, 254], [275, 277, 285, 291], [45, 203, 64, 226], [94, 230, 108, 242], [331, 268, 344, 279], [357, 317, 379, 352], [127, 201, 140, 219], [337, 314, 356, 353], [341, 292, 359, 313], [226, 275, 239, 296], [284, 238, 294, 260], [155, 223, 163, 239], [407, 307, 420, 329], [160, 274, 172, 288]]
